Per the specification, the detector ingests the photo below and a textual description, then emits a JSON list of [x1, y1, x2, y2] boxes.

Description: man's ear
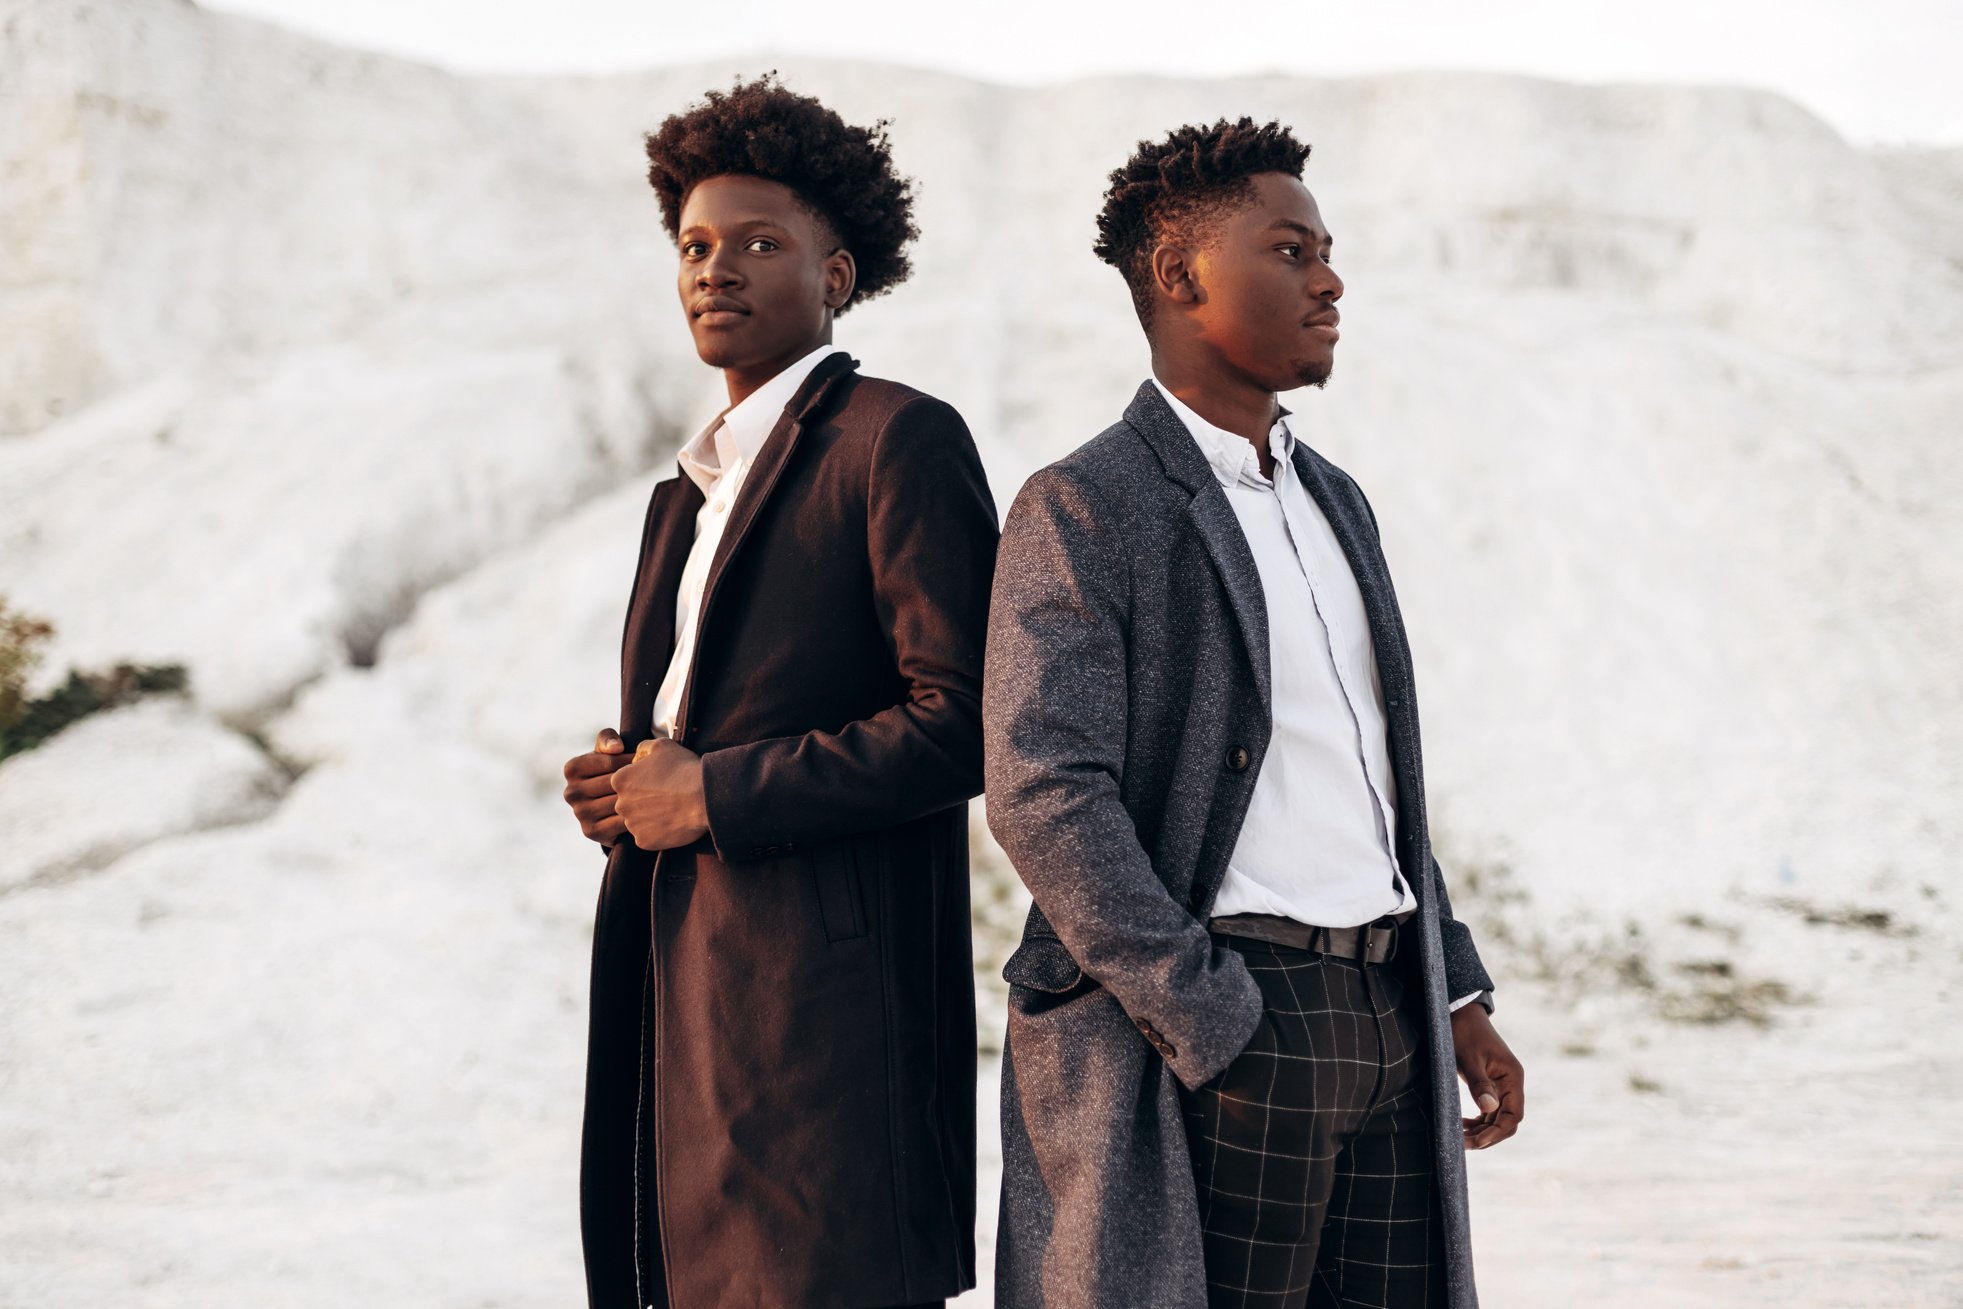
[[823, 248, 857, 312], [1150, 243, 1202, 309]]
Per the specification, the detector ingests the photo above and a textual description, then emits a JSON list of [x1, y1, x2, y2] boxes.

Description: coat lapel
[[671, 351, 860, 741], [1289, 443, 1414, 688], [619, 475, 705, 745], [1288, 441, 1431, 853], [1122, 381, 1272, 710]]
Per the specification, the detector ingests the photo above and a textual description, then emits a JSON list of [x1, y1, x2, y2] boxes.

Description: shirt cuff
[[1449, 989, 1494, 1014]]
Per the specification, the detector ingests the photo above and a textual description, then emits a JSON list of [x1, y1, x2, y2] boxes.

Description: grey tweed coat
[[983, 381, 1494, 1309]]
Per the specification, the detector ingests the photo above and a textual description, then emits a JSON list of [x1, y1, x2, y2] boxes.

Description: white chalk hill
[[1, 0, 1959, 1303]]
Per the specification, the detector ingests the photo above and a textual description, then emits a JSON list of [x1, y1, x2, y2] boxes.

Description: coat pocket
[[811, 840, 868, 943], [1001, 935, 1089, 995]]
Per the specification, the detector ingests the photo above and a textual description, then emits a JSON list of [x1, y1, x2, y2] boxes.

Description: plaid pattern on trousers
[[1179, 933, 1443, 1309]]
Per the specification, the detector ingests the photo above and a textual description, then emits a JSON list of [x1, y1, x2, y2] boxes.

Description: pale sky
[[203, 0, 1961, 145]]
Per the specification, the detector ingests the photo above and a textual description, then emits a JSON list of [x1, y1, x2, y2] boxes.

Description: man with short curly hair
[[559, 75, 996, 1309], [986, 118, 1523, 1308]]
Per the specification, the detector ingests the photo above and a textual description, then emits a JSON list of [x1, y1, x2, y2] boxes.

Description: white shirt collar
[[678, 344, 844, 495], [1150, 378, 1296, 491]]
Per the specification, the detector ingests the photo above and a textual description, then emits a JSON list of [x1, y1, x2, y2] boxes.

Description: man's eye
[[681, 241, 708, 258], [747, 237, 778, 253], [1279, 244, 1301, 258]]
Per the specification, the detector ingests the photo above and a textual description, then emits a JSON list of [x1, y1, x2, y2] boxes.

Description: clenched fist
[[610, 736, 711, 852]]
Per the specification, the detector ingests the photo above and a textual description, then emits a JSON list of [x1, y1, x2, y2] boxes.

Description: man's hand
[[562, 728, 633, 846], [611, 736, 710, 852], [1451, 1003, 1524, 1149]]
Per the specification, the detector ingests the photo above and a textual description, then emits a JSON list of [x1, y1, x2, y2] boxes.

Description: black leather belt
[[1209, 912, 1402, 964]]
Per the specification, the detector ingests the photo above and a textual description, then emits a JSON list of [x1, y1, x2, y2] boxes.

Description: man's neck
[[722, 329, 835, 409], [1150, 352, 1280, 480]]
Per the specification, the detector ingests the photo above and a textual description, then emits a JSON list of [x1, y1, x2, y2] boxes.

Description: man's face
[[675, 173, 851, 378], [1184, 172, 1343, 391]]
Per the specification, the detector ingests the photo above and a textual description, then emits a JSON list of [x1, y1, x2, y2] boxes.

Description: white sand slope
[[1, 0, 1959, 1303], [0, 698, 284, 890]]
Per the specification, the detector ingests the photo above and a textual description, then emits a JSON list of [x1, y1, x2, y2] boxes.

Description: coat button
[[1225, 745, 1251, 771]]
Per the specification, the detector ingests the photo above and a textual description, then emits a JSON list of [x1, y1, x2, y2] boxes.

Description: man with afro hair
[[985, 118, 1523, 1308], [560, 75, 996, 1309]]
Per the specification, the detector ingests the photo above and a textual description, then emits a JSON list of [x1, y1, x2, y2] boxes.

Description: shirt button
[[1225, 745, 1251, 772]]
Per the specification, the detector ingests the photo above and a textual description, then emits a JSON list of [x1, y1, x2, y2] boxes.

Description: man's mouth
[[693, 297, 750, 325]]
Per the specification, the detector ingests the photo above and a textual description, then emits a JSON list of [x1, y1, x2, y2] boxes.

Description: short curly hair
[[644, 74, 918, 312], [1094, 117, 1313, 325]]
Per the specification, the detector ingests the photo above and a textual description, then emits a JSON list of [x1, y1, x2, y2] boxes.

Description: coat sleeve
[[696, 395, 998, 855], [983, 465, 1263, 1091], [1429, 851, 1497, 1006]]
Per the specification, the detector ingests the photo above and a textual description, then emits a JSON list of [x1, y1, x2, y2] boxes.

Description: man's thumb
[[1467, 1076, 1499, 1116], [595, 728, 625, 753]]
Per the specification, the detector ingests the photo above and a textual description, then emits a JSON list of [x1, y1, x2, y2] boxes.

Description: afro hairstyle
[[1093, 117, 1313, 325], [644, 74, 918, 313]]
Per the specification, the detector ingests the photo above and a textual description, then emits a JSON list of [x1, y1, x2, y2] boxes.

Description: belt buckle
[[1366, 916, 1399, 965]]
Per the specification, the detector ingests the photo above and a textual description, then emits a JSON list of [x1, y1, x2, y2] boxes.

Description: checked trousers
[[1179, 934, 1443, 1309]]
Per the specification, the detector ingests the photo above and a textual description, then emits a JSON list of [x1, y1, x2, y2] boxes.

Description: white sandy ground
[[4, 0, 1962, 1303], [1, 773, 1957, 1306]]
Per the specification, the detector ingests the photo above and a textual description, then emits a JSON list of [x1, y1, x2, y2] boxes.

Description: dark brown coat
[[580, 353, 998, 1308]]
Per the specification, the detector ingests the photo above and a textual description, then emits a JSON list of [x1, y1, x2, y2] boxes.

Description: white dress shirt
[[1152, 382, 1482, 1011], [1153, 379, 1417, 927], [650, 344, 843, 738]]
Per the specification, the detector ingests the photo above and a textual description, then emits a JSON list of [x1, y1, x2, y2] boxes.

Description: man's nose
[[697, 250, 742, 287]]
